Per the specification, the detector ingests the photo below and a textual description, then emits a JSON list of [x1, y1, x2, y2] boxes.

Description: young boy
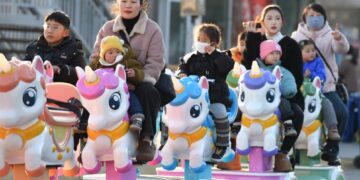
[[90, 35, 145, 134], [258, 40, 298, 137], [24, 11, 85, 85]]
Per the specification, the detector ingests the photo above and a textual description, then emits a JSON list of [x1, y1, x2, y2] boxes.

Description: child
[[299, 40, 341, 141], [178, 23, 234, 162], [90, 35, 145, 134], [24, 11, 85, 85], [300, 40, 326, 84], [257, 40, 298, 137], [226, 31, 247, 64]]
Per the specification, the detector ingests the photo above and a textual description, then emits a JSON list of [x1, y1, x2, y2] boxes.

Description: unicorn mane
[[76, 68, 123, 99], [170, 76, 209, 106]]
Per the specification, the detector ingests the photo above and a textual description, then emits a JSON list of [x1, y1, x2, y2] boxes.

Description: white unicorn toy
[[161, 76, 235, 173], [295, 77, 322, 158], [0, 54, 78, 177], [75, 65, 137, 174], [236, 61, 281, 157]]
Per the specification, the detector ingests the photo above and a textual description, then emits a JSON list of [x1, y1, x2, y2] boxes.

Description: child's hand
[[178, 73, 187, 78], [126, 68, 135, 77], [53, 65, 61, 74], [304, 69, 311, 77], [128, 83, 135, 90]]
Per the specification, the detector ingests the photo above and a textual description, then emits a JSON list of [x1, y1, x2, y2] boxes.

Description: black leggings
[[280, 103, 304, 153], [134, 82, 161, 140]]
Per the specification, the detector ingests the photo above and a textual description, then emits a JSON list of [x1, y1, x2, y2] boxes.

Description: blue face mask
[[306, 15, 325, 30]]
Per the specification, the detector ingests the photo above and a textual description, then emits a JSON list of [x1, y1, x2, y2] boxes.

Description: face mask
[[306, 15, 325, 30], [195, 41, 210, 54], [100, 54, 124, 66]]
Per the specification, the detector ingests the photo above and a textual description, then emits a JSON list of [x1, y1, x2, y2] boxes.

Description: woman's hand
[[331, 23, 342, 41], [304, 69, 311, 77], [126, 68, 135, 77], [242, 21, 257, 32]]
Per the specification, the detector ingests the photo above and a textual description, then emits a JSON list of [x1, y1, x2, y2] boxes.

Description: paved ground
[[2, 142, 359, 179]]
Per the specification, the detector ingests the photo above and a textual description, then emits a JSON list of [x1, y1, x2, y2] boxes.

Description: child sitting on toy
[[177, 23, 234, 162], [299, 39, 341, 141], [257, 40, 298, 137], [90, 35, 144, 135]]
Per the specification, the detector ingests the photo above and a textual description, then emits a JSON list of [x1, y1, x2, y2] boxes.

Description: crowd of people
[[22, 0, 357, 173]]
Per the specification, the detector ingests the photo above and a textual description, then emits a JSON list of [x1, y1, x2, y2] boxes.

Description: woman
[[242, 4, 304, 172], [291, 3, 349, 165], [91, 0, 165, 163]]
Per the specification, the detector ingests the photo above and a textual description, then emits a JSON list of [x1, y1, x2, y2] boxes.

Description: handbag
[[313, 41, 349, 103], [119, 30, 175, 106], [155, 69, 176, 106]]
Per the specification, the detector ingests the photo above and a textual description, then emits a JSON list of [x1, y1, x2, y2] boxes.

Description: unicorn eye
[[266, 88, 275, 103], [23, 87, 37, 107], [109, 92, 121, 110], [240, 91, 245, 102], [190, 104, 201, 118], [308, 99, 316, 113]]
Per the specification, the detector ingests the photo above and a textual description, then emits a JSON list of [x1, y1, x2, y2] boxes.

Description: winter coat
[[24, 35, 85, 85], [291, 22, 350, 93], [178, 50, 234, 105], [91, 11, 165, 85], [257, 59, 297, 99], [303, 56, 327, 84], [89, 45, 144, 85], [243, 32, 304, 108]]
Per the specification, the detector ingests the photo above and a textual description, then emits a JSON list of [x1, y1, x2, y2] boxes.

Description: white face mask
[[195, 41, 210, 54], [100, 54, 124, 66]]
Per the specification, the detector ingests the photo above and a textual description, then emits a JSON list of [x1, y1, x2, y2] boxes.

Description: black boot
[[321, 139, 341, 166]]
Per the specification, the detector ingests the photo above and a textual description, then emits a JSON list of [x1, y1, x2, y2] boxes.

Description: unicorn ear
[[239, 64, 247, 77], [44, 60, 54, 80], [272, 65, 281, 81], [199, 76, 209, 90], [75, 66, 85, 79], [115, 64, 126, 80], [32, 55, 44, 74], [313, 76, 321, 89]]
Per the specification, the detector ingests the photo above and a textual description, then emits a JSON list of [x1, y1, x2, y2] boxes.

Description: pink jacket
[[91, 11, 165, 85], [291, 22, 349, 92]]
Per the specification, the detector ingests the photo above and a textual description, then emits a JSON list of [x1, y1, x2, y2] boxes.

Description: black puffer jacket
[[178, 50, 234, 105], [24, 35, 86, 85]]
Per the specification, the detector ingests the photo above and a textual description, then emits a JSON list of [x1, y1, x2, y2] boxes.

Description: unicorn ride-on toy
[[75, 65, 160, 179], [0, 54, 79, 179], [157, 75, 236, 180], [294, 77, 345, 180], [224, 61, 294, 180]]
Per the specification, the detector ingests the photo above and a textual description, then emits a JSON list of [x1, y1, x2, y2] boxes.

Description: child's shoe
[[284, 120, 297, 137], [211, 146, 228, 162]]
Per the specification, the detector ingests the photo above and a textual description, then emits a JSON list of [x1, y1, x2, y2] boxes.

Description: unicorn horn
[[250, 61, 262, 78], [171, 76, 184, 94], [0, 53, 11, 73], [85, 66, 97, 83], [232, 62, 241, 78]]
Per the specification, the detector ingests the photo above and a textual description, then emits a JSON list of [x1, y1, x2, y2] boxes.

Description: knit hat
[[260, 40, 282, 60], [99, 35, 125, 61]]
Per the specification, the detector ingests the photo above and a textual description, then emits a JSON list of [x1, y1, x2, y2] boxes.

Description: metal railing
[[0, 0, 110, 57]]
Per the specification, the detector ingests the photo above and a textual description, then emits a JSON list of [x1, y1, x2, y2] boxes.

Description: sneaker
[[328, 126, 341, 141], [136, 140, 156, 163], [284, 120, 297, 137], [130, 117, 143, 135], [211, 146, 227, 162]]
